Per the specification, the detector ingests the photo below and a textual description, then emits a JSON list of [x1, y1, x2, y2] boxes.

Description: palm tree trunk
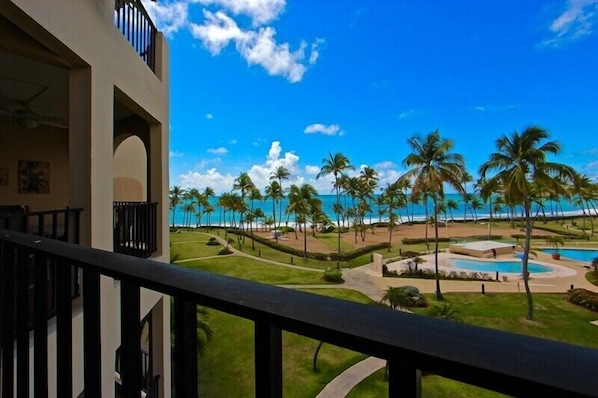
[[523, 200, 534, 320], [433, 198, 443, 301], [272, 198, 278, 242], [303, 219, 308, 259], [387, 208, 394, 252]]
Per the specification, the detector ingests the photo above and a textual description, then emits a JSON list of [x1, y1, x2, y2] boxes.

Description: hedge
[[529, 226, 588, 239], [567, 288, 598, 312], [401, 235, 505, 245], [226, 229, 389, 261]]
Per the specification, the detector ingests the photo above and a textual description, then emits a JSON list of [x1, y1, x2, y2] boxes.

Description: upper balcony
[[1, 228, 597, 397], [114, 0, 158, 73]]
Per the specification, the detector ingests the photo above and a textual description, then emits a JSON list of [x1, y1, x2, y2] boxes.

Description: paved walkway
[[316, 357, 385, 398]]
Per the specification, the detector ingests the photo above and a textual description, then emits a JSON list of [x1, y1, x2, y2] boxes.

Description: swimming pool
[[540, 248, 598, 262], [447, 258, 553, 274]]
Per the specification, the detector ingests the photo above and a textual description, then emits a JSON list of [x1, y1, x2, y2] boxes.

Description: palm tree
[[569, 172, 595, 235], [169, 185, 185, 228], [233, 172, 255, 233], [288, 183, 319, 259], [265, 181, 283, 241], [202, 187, 216, 227], [399, 130, 465, 301], [360, 166, 379, 224], [380, 287, 412, 310], [446, 198, 459, 221], [461, 171, 473, 222], [383, 182, 403, 252], [317, 152, 355, 266], [470, 197, 483, 222], [479, 126, 574, 320], [247, 187, 262, 250], [270, 166, 291, 229]]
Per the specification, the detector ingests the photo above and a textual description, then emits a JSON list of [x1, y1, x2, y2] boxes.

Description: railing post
[[388, 358, 421, 398], [34, 253, 49, 398], [83, 268, 102, 398], [56, 258, 73, 398], [1, 243, 15, 398], [255, 321, 282, 398], [16, 249, 30, 398], [174, 297, 198, 397], [121, 280, 141, 398]]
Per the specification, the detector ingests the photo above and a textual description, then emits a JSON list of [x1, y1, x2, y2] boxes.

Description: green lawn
[[178, 257, 331, 285], [347, 293, 598, 397], [198, 289, 374, 398]]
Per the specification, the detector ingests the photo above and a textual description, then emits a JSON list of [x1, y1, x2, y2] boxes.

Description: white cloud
[[195, 0, 286, 26], [304, 123, 343, 136], [473, 104, 516, 112], [305, 165, 320, 175], [207, 147, 228, 154], [541, 0, 598, 47], [179, 168, 236, 193], [141, 0, 190, 36], [374, 161, 397, 170], [239, 27, 308, 83], [229, 139, 238, 144], [190, 10, 248, 54], [309, 38, 324, 65], [169, 150, 184, 157], [187, 5, 320, 82], [205, 113, 214, 119], [399, 110, 415, 120]]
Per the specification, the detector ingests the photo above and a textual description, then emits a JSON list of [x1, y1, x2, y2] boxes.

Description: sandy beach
[[253, 221, 562, 253]]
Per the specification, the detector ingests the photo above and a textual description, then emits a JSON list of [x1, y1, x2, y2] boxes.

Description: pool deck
[[373, 249, 598, 296]]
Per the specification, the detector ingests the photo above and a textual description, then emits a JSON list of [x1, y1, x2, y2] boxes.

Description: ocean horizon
[[170, 193, 591, 228]]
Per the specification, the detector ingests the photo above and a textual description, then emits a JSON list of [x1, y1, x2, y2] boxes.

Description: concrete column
[[69, 66, 120, 397], [374, 253, 383, 275]]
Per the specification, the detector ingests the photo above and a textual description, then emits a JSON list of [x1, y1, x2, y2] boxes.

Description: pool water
[[540, 248, 598, 262], [447, 258, 553, 274]]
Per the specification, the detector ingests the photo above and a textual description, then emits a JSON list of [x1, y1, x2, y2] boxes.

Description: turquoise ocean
[[171, 193, 587, 228]]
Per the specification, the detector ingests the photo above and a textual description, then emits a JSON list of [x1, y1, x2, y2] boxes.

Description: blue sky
[[143, 0, 598, 194]]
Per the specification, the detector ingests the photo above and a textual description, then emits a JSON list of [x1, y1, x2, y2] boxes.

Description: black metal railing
[[0, 206, 82, 244], [1, 229, 598, 397], [113, 201, 158, 258], [114, 0, 157, 72]]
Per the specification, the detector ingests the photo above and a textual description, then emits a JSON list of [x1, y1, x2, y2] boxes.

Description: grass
[[348, 293, 598, 397], [347, 369, 507, 398], [178, 257, 332, 285], [198, 288, 374, 398]]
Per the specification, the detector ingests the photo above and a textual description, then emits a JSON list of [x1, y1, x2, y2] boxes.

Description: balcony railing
[[1, 229, 598, 397], [114, 0, 157, 72], [113, 201, 158, 258], [0, 206, 82, 244]]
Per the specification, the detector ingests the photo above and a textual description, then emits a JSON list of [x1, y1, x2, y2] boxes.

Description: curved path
[[315, 357, 385, 398]]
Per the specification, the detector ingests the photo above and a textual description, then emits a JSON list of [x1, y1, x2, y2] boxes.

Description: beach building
[[0, 0, 170, 396], [0, 1, 596, 397]]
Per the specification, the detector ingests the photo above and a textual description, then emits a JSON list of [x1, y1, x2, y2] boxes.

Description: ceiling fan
[[0, 86, 67, 129]]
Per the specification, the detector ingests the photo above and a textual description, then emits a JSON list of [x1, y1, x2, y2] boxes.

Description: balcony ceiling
[[0, 15, 135, 131]]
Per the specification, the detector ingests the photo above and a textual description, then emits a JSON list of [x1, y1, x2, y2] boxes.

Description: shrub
[[323, 268, 343, 283], [218, 247, 233, 255], [567, 288, 598, 312], [206, 237, 220, 246], [398, 285, 428, 307]]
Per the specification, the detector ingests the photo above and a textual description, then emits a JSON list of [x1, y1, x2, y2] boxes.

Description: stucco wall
[[113, 136, 147, 202], [0, 117, 69, 211]]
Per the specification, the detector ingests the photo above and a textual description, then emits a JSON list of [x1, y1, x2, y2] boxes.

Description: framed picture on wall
[[19, 160, 50, 194], [0, 168, 8, 186]]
